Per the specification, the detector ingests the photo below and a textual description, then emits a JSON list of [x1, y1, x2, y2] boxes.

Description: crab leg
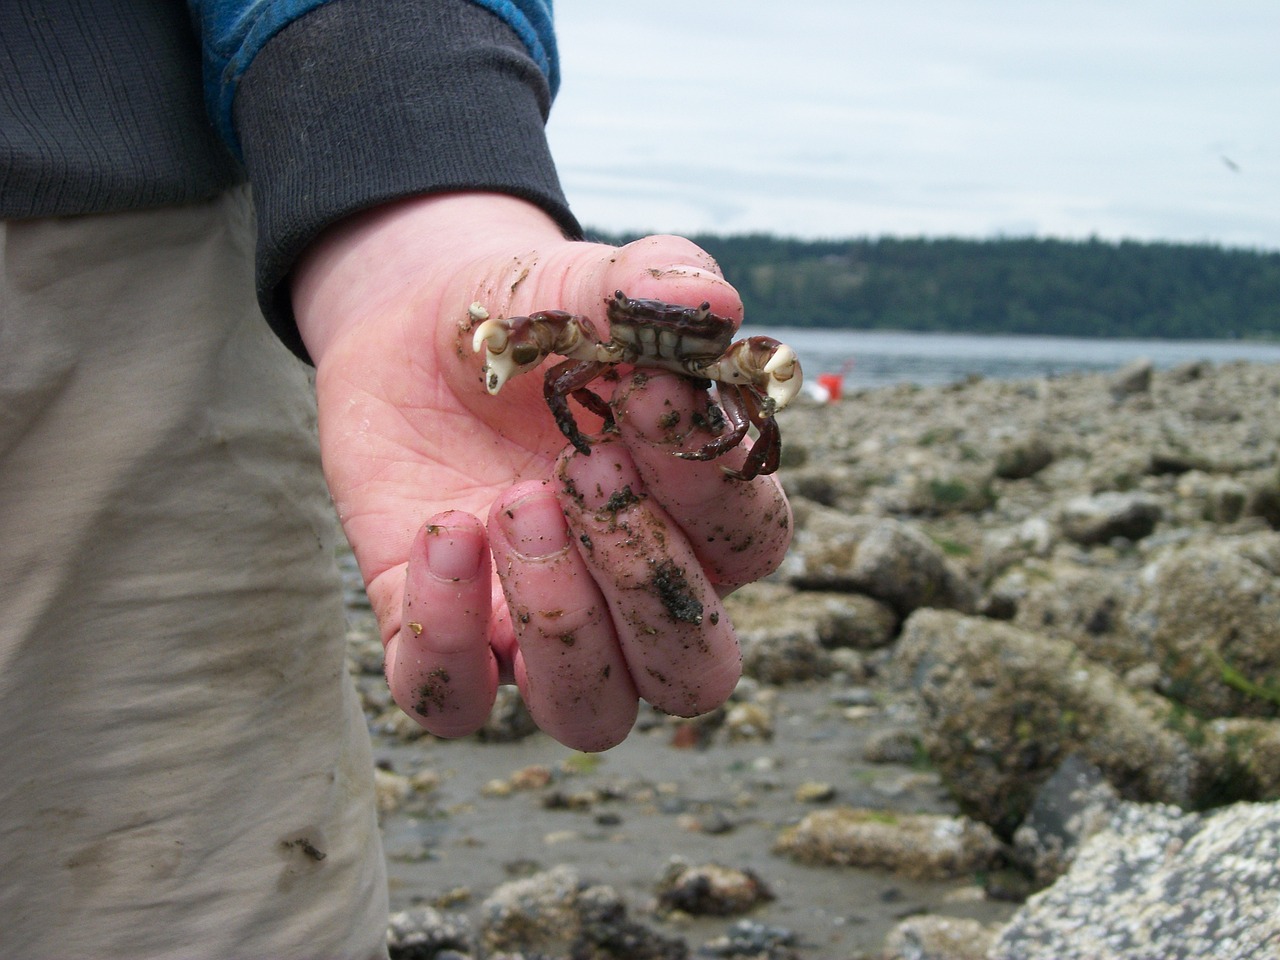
[[734, 394, 782, 480], [674, 389, 750, 463], [723, 385, 782, 481], [543, 358, 609, 455], [672, 384, 781, 480]]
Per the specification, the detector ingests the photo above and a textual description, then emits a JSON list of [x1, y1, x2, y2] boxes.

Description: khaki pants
[[0, 191, 388, 959]]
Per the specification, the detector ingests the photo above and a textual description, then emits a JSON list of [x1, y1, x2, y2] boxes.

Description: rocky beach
[[345, 358, 1280, 960]]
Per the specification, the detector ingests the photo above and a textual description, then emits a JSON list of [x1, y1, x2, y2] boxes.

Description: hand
[[291, 193, 793, 752]]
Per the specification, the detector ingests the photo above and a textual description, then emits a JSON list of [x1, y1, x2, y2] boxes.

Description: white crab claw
[[762, 344, 802, 410], [471, 317, 509, 355], [473, 318, 519, 394]]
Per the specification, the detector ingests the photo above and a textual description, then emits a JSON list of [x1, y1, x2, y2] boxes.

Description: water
[[740, 327, 1280, 391]]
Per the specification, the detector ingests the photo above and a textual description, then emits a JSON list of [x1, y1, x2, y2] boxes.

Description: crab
[[471, 291, 802, 480]]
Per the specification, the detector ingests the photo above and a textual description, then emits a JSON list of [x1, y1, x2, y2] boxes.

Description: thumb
[[591, 234, 743, 325], [475, 233, 743, 339]]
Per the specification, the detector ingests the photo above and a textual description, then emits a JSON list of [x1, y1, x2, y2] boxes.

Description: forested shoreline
[[589, 232, 1280, 339]]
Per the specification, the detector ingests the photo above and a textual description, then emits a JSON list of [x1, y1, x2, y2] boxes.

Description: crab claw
[[704, 337, 804, 414], [762, 343, 802, 410], [473, 309, 609, 396], [473, 317, 542, 394]]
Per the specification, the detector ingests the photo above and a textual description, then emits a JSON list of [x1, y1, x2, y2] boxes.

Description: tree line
[[589, 232, 1280, 339]]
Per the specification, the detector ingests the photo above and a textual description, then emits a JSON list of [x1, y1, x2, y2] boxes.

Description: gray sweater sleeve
[[234, 0, 582, 361]]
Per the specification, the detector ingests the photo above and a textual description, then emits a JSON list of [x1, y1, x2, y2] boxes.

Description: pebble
[[793, 781, 836, 803]]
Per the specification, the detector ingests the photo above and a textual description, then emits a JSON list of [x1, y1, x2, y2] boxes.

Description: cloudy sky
[[545, 1, 1279, 250]]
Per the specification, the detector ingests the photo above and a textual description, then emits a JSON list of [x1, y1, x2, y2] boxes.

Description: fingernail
[[425, 523, 485, 581], [499, 490, 571, 559]]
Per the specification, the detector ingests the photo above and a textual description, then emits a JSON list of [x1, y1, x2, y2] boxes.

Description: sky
[[544, 1, 1280, 250]]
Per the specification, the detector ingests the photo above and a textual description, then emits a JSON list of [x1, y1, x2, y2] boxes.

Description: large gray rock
[[1006, 560, 1146, 671], [894, 610, 1197, 835], [788, 512, 975, 615], [990, 801, 1280, 960], [1010, 755, 1121, 886], [1127, 532, 1280, 718]]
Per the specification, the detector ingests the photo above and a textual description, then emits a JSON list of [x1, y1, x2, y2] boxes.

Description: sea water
[[739, 327, 1280, 390]]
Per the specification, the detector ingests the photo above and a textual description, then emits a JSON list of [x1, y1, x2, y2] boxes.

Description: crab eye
[[512, 343, 541, 366]]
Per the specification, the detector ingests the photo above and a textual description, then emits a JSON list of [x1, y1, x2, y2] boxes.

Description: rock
[[479, 865, 687, 959], [980, 517, 1055, 581], [792, 781, 835, 803], [1127, 533, 1280, 718], [1107, 357, 1153, 399], [894, 609, 1197, 835], [1245, 471, 1280, 527], [724, 582, 899, 650], [573, 882, 690, 960], [1009, 755, 1121, 886], [387, 906, 475, 959], [773, 807, 1003, 881], [1058, 491, 1163, 545], [1200, 717, 1280, 802], [699, 919, 800, 960], [480, 864, 583, 955], [1146, 446, 1213, 476], [474, 686, 539, 742], [883, 915, 999, 960], [884, 459, 998, 516], [993, 433, 1055, 480], [1007, 560, 1146, 670], [1166, 359, 1207, 384], [1204, 476, 1249, 523], [737, 626, 835, 685], [654, 861, 774, 917], [990, 801, 1280, 960], [779, 464, 861, 508], [724, 582, 899, 683], [723, 701, 774, 742], [816, 593, 901, 650], [788, 512, 975, 615], [862, 728, 920, 765], [374, 767, 414, 815]]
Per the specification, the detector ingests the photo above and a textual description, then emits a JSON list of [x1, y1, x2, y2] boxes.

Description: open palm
[[293, 194, 792, 751]]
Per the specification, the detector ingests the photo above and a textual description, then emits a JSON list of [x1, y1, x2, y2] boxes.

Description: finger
[[604, 235, 742, 323], [612, 371, 794, 593], [557, 439, 741, 717], [385, 512, 499, 737], [489, 481, 639, 751]]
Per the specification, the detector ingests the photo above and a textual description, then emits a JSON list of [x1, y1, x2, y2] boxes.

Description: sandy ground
[[367, 674, 1017, 957]]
